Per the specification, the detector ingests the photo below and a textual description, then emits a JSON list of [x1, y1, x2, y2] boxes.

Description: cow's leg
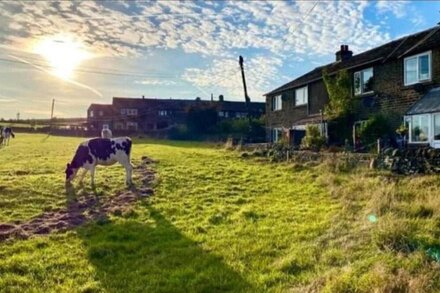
[[78, 169, 88, 184], [119, 156, 133, 185], [90, 166, 96, 187]]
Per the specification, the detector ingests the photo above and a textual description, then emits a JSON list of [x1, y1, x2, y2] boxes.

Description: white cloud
[[0, 1, 393, 58], [182, 56, 284, 100], [376, 1, 408, 18], [0, 0, 418, 115], [134, 79, 177, 86]]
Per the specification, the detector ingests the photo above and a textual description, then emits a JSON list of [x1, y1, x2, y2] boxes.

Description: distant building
[[87, 96, 265, 133]]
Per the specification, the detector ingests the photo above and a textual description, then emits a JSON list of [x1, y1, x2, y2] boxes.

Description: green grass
[[0, 134, 439, 292]]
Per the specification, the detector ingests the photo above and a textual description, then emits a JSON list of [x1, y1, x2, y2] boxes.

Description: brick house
[[87, 96, 265, 134], [265, 25, 440, 148]]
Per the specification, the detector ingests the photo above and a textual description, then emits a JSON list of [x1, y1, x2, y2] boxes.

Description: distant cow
[[1, 127, 15, 146], [101, 126, 112, 139], [65, 137, 133, 187]]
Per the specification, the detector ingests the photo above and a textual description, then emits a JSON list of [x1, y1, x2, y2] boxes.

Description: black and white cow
[[65, 137, 133, 186], [1, 127, 15, 146]]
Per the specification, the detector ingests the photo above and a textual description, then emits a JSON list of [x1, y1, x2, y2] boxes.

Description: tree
[[186, 105, 218, 134]]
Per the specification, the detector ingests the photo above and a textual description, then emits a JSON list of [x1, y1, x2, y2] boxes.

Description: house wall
[[266, 46, 440, 142], [374, 47, 440, 117], [265, 80, 328, 140]]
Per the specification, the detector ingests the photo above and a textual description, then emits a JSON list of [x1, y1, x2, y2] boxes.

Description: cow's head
[[65, 163, 78, 183]]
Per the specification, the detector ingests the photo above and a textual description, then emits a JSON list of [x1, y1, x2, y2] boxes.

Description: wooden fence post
[[377, 138, 381, 154]]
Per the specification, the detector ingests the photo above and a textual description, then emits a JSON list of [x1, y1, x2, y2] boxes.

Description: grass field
[[0, 134, 440, 292]]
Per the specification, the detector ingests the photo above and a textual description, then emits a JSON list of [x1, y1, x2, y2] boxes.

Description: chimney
[[335, 44, 353, 62], [142, 95, 145, 99], [218, 95, 224, 102]]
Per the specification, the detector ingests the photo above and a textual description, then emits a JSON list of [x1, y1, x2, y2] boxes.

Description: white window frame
[[90, 110, 94, 117], [159, 110, 168, 116], [126, 121, 138, 130], [272, 95, 282, 111], [125, 109, 138, 116], [272, 128, 282, 142], [404, 51, 432, 86], [433, 113, 440, 142], [354, 67, 374, 95], [409, 114, 430, 144], [295, 86, 308, 106]]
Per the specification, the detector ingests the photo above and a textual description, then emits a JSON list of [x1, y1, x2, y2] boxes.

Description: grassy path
[[0, 134, 439, 292]]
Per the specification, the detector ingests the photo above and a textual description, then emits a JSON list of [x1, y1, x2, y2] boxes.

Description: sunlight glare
[[33, 35, 91, 80]]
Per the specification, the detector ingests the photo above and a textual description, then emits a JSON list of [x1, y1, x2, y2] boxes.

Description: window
[[121, 109, 138, 116], [272, 95, 282, 111], [90, 110, 94, 117], [272, 128, 282, 142], [434, 114, 440, 141], [410, 114, 429, 142], [126, 122, 138, 130], [159, 110, 168, 116], [354, 67, 374, 95], [404, 51, 431, 85], [114, 122, 124, 130], [99, 110, 103, 116], [295, 86, 308, 106]]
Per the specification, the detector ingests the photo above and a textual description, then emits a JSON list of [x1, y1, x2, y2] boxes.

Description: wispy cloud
[[0, 0, 431, 116], [376, 1, 408, 18], [134, 79, 177, 86], [182, 56, 285, 99]]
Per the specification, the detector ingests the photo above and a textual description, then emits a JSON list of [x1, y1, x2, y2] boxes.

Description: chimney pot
[[336, 44, 353, 61]]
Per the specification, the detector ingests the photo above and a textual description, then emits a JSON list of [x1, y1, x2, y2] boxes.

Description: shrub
[[358, 113, 393, 147], [301, 125, 326, 151]]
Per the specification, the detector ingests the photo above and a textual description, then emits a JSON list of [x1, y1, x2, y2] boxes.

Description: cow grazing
[[101, 128, 112, 139], [65, 137, 133, 187], [1, 127, 15, 146]]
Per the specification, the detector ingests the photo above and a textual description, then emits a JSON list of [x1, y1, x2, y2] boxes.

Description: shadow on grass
[[78, 206, 253, 292]]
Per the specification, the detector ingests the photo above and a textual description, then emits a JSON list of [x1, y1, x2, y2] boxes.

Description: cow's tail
[[11, 132, 15, 138]]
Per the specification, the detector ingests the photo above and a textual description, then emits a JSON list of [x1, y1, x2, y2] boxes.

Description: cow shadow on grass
[[77, 205, 254, 292]]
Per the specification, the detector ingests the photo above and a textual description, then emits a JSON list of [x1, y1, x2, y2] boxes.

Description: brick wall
[[374, 47, 440, 117], [266, 80, 327, 129]]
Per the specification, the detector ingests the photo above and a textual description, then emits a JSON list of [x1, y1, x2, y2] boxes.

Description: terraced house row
[[265, 25, 440, 148]]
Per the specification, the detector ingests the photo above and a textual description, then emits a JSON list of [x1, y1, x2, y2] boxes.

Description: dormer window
[[404, 51, 431, 86], [354, 67, 374, 95], [272, 95, 282, 111]]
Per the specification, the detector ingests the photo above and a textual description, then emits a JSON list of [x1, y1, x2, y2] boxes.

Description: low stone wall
[[378, 147, 440, 174], [241, 143, 375, 167]]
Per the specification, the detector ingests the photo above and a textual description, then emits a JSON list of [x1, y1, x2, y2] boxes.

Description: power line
[[279, 1, 319, 53]]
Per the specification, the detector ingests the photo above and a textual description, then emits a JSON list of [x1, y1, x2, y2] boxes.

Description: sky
[[0, 0, 439, 119]]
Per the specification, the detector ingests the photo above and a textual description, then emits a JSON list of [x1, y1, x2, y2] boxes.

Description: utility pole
[[239, 55, 252, 142], [50, 99, 55, 133], [50, 99, 55, 120], [16, 112, 20, 121]]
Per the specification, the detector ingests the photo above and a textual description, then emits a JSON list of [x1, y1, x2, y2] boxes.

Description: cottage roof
[[406, 87, 440, 115], [88, 104, 115, 111], [265, 25, 440, 96]]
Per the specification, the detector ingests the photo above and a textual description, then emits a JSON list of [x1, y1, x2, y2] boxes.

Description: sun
[[33, 34, 91, 80]]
